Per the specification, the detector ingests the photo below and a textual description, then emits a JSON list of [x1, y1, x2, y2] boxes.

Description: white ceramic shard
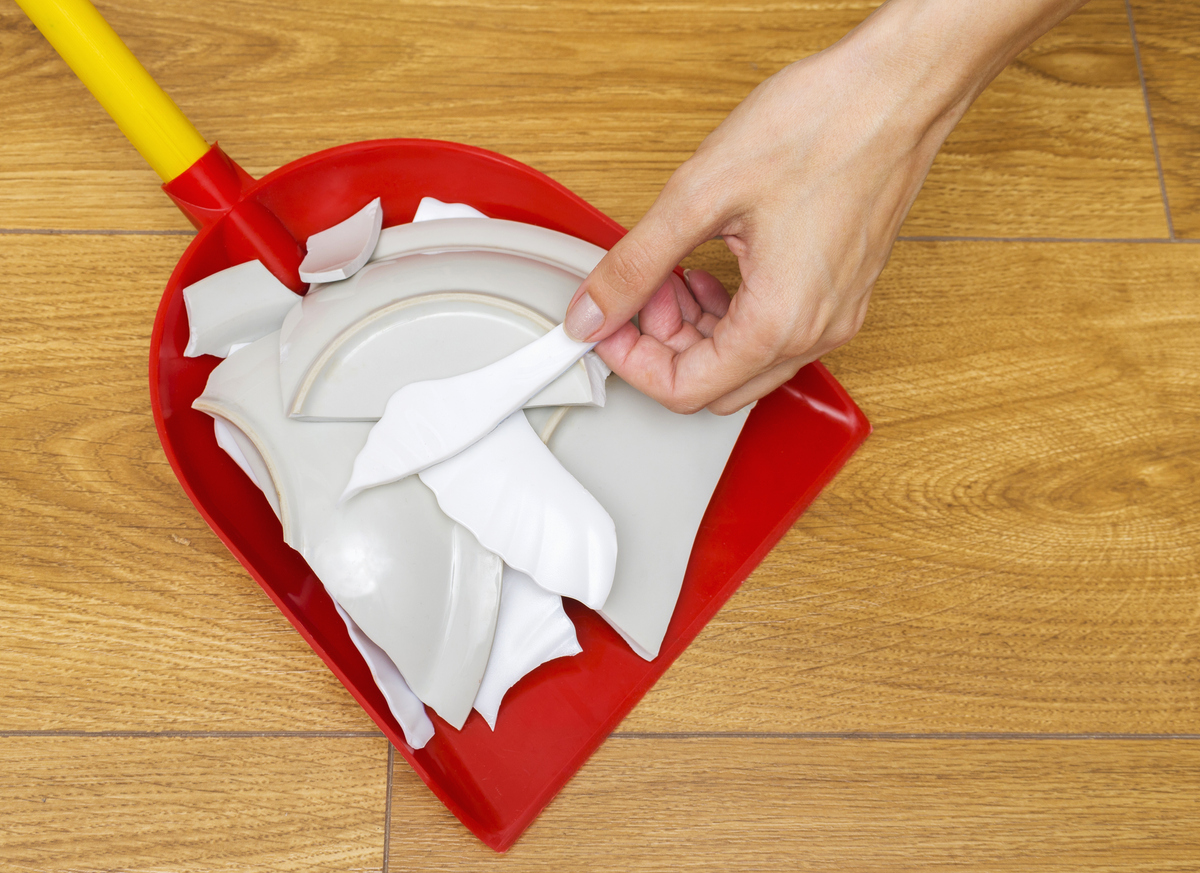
[[417, 411, 616, 609], [344, 325, 594, 496], [311, 519, 502, 729], [193, 333, 501, 729], [332, 600, 435, 749], [413, 197, 487, 222], [278, 216, 609, 418], [287, 290, 601, 421], [369, 217, 606, 277], [182, 260, 300, 358], [210, 406, 437, 745], [548, 378, 751, 660], [279, 245, 606, 419], [212, 416, 281, 519], [298, 197, 383, 283], [473, 565, 581, 730], [213, 417, 261, 489]]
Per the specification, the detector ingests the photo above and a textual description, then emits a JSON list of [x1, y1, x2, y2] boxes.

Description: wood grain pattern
[[906, 0, 1167, 238], [0, 736, 388, 872], [636, 238, 1200, 734], [0, 0, 1165, 238], [0, 234, 371, 731], [1, 0, 1197, 865], [1130, 0, 1200, 238], [389, 737, 1200, 869]]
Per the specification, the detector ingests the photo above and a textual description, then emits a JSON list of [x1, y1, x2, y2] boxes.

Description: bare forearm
[[853, 0, 1091, 142]]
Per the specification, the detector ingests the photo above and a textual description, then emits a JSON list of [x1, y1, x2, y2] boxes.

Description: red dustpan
[[22, 0, 871, 851]]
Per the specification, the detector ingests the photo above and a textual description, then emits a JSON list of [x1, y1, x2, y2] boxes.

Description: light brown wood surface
[[1130, 0, 1200, 238], [0, 0, 1168, 237], [0, 736, 389, 871], [1, 0, 1197, 869], [391, 738, 1200, 871]]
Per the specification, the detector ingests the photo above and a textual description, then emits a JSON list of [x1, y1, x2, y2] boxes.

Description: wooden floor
[[2, 0, 1198, 869]]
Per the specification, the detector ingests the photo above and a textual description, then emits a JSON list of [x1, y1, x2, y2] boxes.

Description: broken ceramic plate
[[413, 196, 487, 222], [285, 287, 605, 421], [343, 325, 594, 496], [473, 565, 581, 730], [299, 197, 383, 284], [332, 600, 435, 749], [194, 334, 501, 728], [182, 260, 300, 358], [211, 411, 435, 747], [280, 217, 611, 419], [212, 416, 281, 519], [369, 216, 606, 275], [418, 410, 617, 609], [548, 378, 750, 659], [311, 515, 502, 730]]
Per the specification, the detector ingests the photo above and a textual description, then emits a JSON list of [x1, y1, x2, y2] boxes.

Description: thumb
[[564, 171, 714, 342]]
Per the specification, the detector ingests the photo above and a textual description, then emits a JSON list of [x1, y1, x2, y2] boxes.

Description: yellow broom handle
[[17, 0, 210, 182]]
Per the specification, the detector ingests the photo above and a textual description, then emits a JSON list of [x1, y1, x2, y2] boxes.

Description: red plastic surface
[[163, 143, 305, 292], [149, 139, 871, 851]]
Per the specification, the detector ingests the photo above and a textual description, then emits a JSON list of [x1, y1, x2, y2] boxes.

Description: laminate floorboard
[[0, 0, 1166, 238], [636, 238, 1200, 734], [1129, 0, 1200, 237], [0, 234, 371, 731], [389, 737, 1200, 869], [0, 735, 389, 873]]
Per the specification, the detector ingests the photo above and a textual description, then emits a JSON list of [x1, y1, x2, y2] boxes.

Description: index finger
[[564, 165, 718, 343]]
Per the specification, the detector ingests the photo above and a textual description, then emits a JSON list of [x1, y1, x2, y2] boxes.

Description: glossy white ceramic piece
[[298, 197, 383, 283], [212, 416, 281, 519], [194, 334, 501, 728], [211, 415, 434, 747], [280, 243, 606, 419], [369, 217, 606, 276], [412, 196, 487, 222], [418, 410, 617, 609], [548, 378, 751, 660], [343, 325, 595, 497], [285, 289, 604, 421], [472, 565, 581, 730], [332, 600, 435, 748], [182, 259, 301, 358]]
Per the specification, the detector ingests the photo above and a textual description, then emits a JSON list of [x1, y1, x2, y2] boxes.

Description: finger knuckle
[[666, 395, 707, 415], [604, 241, 656, 301], [667, 159, 725, 232]]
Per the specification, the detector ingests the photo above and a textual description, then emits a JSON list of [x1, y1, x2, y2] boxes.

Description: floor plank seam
[[382, 744, 394, 873], [0, 729, 386, 738], [2, 231, 1198, 244], [896, 235, 1199, 244], [0, 228, 196, 236], [1125, 0, 1176, 239], [610, 731, 1200, 740]]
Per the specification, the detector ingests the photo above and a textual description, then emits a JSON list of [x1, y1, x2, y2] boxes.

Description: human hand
[[564, 0, 1088, 414]]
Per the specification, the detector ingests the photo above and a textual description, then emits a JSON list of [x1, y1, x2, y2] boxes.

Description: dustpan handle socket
[[164, 143, 307, 293]]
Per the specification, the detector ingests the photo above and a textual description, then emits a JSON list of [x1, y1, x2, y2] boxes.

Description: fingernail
[[564, 291, 605, 341], [683, 269, 693, 290]]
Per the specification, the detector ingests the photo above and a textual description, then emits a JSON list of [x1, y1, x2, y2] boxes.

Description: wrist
[[838, 0, 1087, 146]]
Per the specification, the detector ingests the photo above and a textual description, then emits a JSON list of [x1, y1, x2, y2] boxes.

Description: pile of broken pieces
[[182, 196, 750, 748]]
